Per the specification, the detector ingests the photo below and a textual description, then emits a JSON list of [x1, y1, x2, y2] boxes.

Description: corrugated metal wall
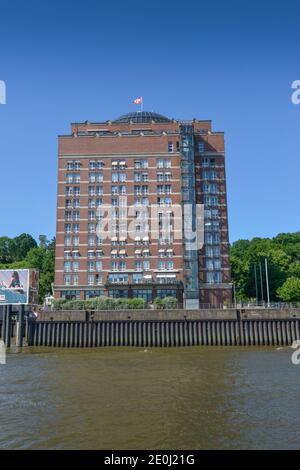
[[27, 319, 300, 347]]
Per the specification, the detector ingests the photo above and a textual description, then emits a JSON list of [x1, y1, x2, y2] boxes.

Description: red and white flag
[[133, 96, 143, 104]]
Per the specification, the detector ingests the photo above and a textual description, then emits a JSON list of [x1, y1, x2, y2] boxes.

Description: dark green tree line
[[230, 231, 300, 302]]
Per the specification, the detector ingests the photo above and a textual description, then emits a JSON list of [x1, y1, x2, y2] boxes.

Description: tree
[[230, 232, 300, 302], [0, 235, 56, 304], [9, 233, 37, 262], [277, 277, 300, 302], [0, 236, 12, 264]]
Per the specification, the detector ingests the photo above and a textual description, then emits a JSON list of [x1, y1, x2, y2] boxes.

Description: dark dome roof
[[113, 111, 171, 124]]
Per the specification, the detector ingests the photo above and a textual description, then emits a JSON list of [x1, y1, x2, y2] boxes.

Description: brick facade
[[54, 111, 232, 307]]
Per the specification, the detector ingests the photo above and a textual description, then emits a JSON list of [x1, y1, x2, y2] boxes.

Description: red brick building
[[54, 111, 232, 308]]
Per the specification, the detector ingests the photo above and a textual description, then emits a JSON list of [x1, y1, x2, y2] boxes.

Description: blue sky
[[0, 0, 299, 243]]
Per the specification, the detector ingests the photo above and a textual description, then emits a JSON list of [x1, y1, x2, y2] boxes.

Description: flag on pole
[[133, 96, 143, 105]]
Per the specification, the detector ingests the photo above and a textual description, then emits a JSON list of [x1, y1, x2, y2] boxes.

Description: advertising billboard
[[0, 269, 39, 305]]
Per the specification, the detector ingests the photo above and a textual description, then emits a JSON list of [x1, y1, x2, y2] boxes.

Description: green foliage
[[153, 296, 178, 309], [0, 233, 37, 264], [0, 234, 55, 304], [230, 231, 300, 302], [52, 297, 147, 310], [277, 277, 300, 302]]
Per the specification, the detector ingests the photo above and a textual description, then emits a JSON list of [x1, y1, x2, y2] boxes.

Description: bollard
[[1, 306, 7, 343], [5, 305, 12, 348], [16, 305, 25, 347]]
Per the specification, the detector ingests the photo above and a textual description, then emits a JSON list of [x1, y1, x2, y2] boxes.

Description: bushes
[[52, 296, 177, 310], [52, 297, 147, 310], [153, 296, 178, 309]]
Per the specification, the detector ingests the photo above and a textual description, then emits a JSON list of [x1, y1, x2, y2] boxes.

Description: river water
[[0, 346, 299, 449]]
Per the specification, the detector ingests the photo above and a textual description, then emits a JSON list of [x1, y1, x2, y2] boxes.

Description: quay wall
[[3, 308, 300, 347]]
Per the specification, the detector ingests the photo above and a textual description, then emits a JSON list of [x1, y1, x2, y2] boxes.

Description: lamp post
[[265, 258, 270, 307]]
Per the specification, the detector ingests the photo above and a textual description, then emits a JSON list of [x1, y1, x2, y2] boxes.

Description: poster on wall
[[0, 269, 39, 305]]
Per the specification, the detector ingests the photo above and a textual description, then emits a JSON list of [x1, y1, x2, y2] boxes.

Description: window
[[85, 290, 103, 299], [96, 236, 102, 246], [143, 260, 150, 271], [132, 289, 152, 301], [112, 173, 118, 183], [198, 141, 205, 152], [134, 160, 148, 169], [204, 196, 219, 206], [73, 223, 80, 233], [157, 289, 177, 299], [61, 290, 80, 300], [88, 261, 95, 272], [89, 160, 104, 170], [203, 183, 217, 194], [72, 274, 78, 286], [74, 199, 80, 208], [158, 260, 165, 270], [133, 273, 143, 284], [166, 261, 174, 271], [157, 159, 171, 169], [72, 261, 79, 272], [203, 170, 217, 180], [67, 162, 74, 170], [66, 173, 73, 184], [73, 237, 79, 246], [73, 174, 80, 183], [87, 274, 94, 286], [206, 271, 222, 284], [135, 260, 142, 271], [95, 261, 102, 271], [119, 261, 126, 272], [168, 142, 174, 153], [89, 173, 103, 183], [72, 211, 79, 221], [65, 223, 72, 234], [88, 223, 95, 233], [66, 199, 72, 209], [64, 236, 71, 247], [88, 236, 95, 247], [64, 261, 71, 272], [64, 275, 71, 286]]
